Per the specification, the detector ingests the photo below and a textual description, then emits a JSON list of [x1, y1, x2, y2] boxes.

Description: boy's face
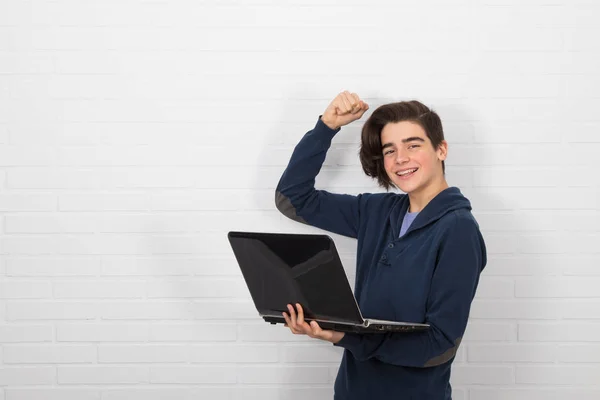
[[380, 121, 447, 194]]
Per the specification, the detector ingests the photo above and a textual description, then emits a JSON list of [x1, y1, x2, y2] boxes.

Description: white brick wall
[[0, 0, 599, 399]]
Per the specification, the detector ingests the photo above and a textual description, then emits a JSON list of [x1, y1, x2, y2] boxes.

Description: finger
[[344, 91, 359, 113], [283, 312, 303, 335], [350, 93, 362, 113], [287, 304, 297, 328], [309, 320, 329, 340], [282, 311, 292, 328], [296, 304, 318, 336], [295, 305, 313, 335], [339, 91, 353, 114], [310, 320, 320, 334], [296, 303, 304, 326], [344, 92, 358, 111]]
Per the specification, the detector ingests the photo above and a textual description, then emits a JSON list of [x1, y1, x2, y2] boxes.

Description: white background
[[0, 0, 599, 399]]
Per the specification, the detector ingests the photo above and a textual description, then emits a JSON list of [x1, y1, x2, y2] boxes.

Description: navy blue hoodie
[[275, 116, 487, 400]]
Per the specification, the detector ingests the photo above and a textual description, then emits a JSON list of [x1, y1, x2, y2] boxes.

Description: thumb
[[357, 103, 369, 117]]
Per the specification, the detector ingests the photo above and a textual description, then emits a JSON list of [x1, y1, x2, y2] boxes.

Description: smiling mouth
[[396, 168, 418, 178]]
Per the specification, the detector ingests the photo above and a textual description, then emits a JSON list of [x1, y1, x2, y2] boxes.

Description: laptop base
[[262, 316, 429, 334]]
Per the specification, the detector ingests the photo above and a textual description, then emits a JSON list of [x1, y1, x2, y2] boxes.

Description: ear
[[436, 140, 448, 161]]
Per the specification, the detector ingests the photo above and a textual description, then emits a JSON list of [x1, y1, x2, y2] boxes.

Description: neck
[[407, 176, 449, 213]]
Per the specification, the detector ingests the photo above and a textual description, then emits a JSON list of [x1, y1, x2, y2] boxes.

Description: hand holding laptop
[[282, 303, 346, 344]]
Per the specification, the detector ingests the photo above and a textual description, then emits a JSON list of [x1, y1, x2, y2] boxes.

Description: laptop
[[227, 231, 429, 334]]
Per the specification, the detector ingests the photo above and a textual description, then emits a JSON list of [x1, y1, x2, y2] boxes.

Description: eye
[[408, 144, 420, 149], [384, 149, 395, 156]]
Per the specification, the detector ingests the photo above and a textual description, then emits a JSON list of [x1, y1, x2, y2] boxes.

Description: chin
[[391, 179, 420, 194], [393, 178, 423, 194]]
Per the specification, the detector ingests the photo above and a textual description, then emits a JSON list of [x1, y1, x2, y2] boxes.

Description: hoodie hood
[[388, 186, 471, 238]]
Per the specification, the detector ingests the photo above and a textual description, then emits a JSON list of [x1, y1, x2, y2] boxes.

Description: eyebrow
[[381, 137, 425, 149]]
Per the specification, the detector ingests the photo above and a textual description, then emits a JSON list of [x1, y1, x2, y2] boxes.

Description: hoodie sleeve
[[334, 215, 485, 368], [275, 116, 369, 239]]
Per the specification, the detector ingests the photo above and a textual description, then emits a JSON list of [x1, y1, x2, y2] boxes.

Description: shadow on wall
[[449, 104, 564, 361]]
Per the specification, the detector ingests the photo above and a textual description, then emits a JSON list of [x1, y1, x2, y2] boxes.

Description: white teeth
[[397, 168, 417, 176]]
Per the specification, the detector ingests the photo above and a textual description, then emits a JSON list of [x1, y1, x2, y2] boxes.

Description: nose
[[395, 149, 409, 164]]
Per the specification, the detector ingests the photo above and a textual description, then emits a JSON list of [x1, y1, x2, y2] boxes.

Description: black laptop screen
[[228, 231, 363, 325]]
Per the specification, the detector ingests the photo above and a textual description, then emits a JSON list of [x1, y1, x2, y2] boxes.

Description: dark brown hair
[[359, 100, 445, 190]]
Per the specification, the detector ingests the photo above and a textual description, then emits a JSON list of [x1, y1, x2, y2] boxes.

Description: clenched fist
[[321, 91, 369, 130]]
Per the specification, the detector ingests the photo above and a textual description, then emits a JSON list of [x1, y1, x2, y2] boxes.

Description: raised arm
[[275, 92, 370, 238]]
